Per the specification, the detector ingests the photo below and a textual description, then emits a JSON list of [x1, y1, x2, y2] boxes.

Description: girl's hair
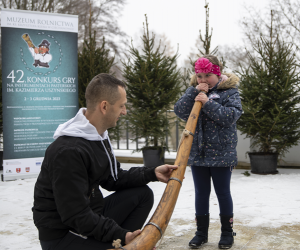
[[202, 54, 223, 72], [190, 54, 223, 87]]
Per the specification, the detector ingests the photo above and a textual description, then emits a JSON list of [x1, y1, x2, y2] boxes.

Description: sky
[[118, 0, 270, 66], [1, 164, 300, 249]]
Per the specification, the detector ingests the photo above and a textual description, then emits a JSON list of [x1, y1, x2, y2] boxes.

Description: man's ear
[[98, 100, 108, 114]]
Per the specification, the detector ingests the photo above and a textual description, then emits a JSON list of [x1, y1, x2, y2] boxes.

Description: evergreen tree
[[78, 33, 115, 108], [122, 15, 182, 150], [197, 1, 218, 56], [237, 13, 300, 156], [78, 13, 117, 138], [186, 1, 225, 75]]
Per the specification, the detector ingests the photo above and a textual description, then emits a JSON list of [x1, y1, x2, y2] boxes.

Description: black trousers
[[191, 166, 233, 215], [40, 185, 154, 250]]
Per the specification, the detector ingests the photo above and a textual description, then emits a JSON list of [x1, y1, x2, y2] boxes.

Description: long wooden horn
[[109, 98, 205, 250]]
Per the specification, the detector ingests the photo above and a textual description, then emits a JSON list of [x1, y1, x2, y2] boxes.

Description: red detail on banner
[[16, 168, 21, 173], [26, 167, 30, 172]]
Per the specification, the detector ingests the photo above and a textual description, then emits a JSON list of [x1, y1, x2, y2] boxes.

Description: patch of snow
[[0, 165, 299, 249]]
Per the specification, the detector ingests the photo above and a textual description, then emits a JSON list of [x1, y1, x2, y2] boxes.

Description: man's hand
[[195, 92, 209, 105], [196, 83, 208, 92], [155, 164, 178, 183], [125, 229, 141, 244]]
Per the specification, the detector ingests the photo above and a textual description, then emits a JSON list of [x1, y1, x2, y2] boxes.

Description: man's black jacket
[[32, 136, 158, 244]]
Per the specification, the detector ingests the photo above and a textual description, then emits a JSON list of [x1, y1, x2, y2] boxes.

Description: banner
[[1, 9, 78, 181]]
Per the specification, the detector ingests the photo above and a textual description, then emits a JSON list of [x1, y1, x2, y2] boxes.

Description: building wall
[[237, 131, 300, 167], [236, 131, 251, 167]]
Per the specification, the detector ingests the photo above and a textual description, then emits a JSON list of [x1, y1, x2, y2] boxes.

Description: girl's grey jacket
[[174, 73, 243, 167]]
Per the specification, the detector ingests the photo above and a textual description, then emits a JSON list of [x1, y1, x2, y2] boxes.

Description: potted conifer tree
[[237, 19, 300, 174], [122, 15, 182, 167]]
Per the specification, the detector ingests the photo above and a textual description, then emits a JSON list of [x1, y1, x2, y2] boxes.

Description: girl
[[174, 55, 242, 249]]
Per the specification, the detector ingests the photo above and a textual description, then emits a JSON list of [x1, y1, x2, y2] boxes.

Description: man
[[32, 73, 177, 250]]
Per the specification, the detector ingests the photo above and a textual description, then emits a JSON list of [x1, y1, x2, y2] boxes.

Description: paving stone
[[156, 219, 300, 250]]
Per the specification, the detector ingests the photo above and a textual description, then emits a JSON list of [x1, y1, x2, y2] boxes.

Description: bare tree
[[240, 3, 285, 45], [55, 0, 127, 55], [217, 44, 250, 72], [181, 35, 204, 71], [131, 27, 176, 58], [1, 0, 55, 12], [154, 33, 176, 57], [182, 1, 218, 74], [1, 0, 127, 55], [198, 1, 217, 56], [236, 0, 300, 62], [218, 0, 300, 72], [272, 0, 300, 57]]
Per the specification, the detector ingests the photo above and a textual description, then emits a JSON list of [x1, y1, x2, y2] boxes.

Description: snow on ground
[[1, 165, 300, 250]]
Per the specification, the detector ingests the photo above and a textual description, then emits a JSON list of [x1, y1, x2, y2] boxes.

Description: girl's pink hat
[[194, 57, 221, 76]]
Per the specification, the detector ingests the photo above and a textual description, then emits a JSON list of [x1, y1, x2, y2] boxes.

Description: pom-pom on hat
[[194, 57, 221, 76]]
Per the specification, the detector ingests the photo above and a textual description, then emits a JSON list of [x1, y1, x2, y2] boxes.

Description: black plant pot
[[142, 148, 165, 168], [248, 152, 278, 175]]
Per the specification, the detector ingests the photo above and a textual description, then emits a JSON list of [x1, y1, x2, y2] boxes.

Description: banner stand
[[1, 9, 79, 181], [2, 173, 39, 182]]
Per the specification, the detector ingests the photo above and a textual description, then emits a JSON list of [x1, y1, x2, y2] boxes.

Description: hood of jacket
[[53, 108, 108, 141], [189, 73, 240, 90], [53, 108, 118, 181]]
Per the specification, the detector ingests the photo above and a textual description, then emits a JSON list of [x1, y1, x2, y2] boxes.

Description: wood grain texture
[[108, 101, 203, 250]]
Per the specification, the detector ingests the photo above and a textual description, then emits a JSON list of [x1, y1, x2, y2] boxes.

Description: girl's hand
[[195, 92, 209, 105], [220, 74, 228, 83], [196, 83, 208, 92]]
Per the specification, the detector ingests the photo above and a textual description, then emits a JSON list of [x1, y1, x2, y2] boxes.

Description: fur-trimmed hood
[[189, 73, 240, 90]]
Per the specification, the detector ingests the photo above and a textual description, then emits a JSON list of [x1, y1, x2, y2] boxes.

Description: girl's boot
[[189, 214, 209, 249], [218, 214, 236, 249]]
